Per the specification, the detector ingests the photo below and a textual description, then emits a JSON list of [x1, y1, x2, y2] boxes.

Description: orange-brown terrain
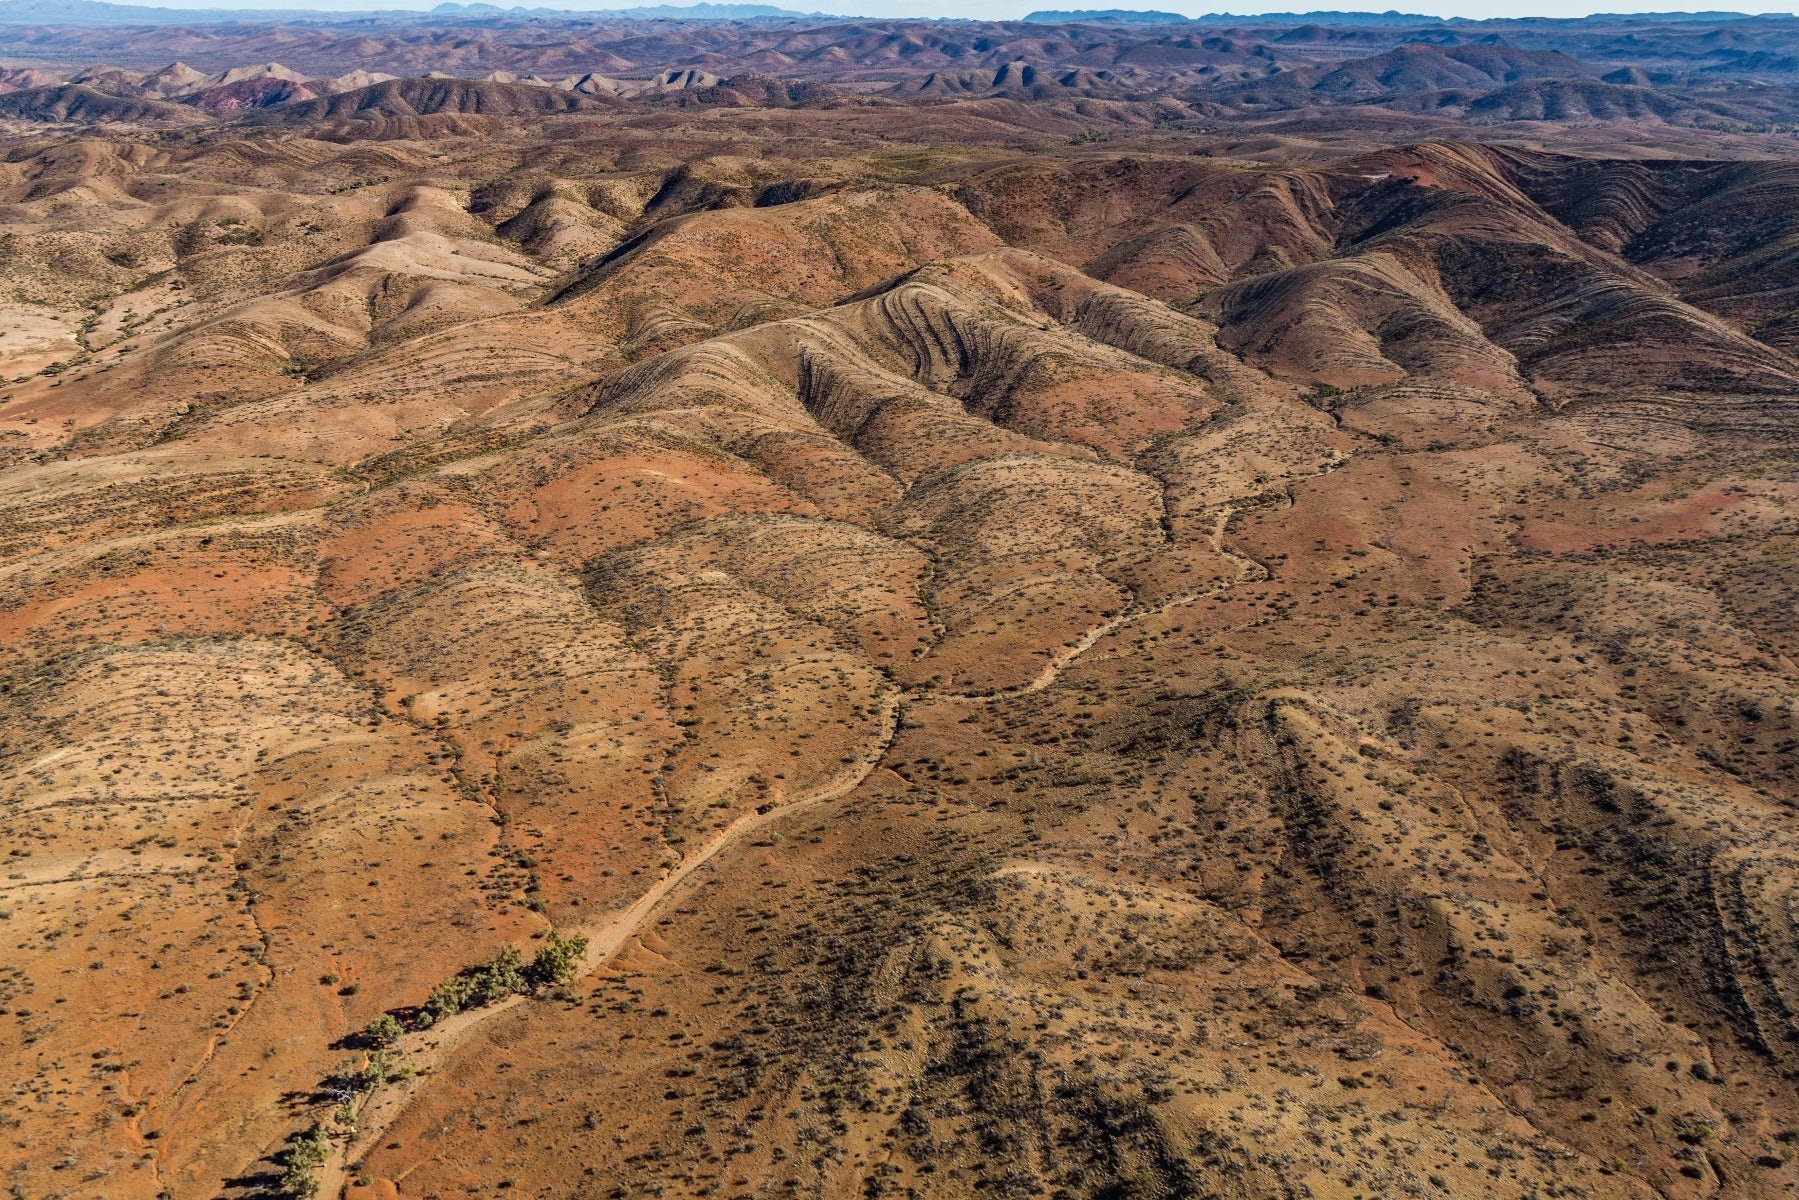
[[3, 8, 1799, 1200]]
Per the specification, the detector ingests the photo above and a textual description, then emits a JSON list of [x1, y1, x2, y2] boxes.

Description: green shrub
[[277, 1124, 330, 1198], [361, 1050, 394, 1091], [420, 976, 472, 1027], [469, 944, 527, 1007], [418, 935, 588, 1029], [527, 930, 590, 989]]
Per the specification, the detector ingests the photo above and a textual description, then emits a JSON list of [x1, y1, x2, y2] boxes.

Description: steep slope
[[551, 182, 1002, 354], [247, 76, 614, 125], [0, 82, 205, 123], [1308, 41, 1593, 99]]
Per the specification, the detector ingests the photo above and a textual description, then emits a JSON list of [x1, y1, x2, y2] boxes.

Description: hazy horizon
[[32, 0, 1799, 20]]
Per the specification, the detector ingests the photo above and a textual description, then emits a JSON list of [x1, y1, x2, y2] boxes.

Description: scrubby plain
[[3, 15, 1799, 1199]]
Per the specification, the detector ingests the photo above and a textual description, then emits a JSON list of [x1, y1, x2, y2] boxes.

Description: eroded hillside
[[2, 86, 1798, 1200]]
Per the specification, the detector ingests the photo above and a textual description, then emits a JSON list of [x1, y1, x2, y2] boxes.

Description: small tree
[[362, 1013, 402, 1047], [278, 1124, 330, 1198], [360, 1050, 395, 1091], [527, 930, 590, 990], [469, 944, 527, 1007], [420, 976, 472, 1027]]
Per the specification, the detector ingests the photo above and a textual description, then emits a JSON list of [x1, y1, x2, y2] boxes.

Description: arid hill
[[0, 81, 205, 122], [3, 9, 1799, 131], [2, 13, 1799, 1200]]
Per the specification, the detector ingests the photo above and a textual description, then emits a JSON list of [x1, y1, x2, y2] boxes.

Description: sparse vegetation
[[4, 30, 1799, 1200]]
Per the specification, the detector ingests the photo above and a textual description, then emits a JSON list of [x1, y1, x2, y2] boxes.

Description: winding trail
[[933, 503, 1264, 705], [315, 689, 904, 1199], [316, 502, 1271, 1197]]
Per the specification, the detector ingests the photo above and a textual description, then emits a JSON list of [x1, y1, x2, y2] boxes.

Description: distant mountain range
[[1018, 8, 1799, 24], [3, 0, 1796, 27], [0, 0, 820, 23], [428, 1, 811, 15], [1021, 9, 1443, 24]]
